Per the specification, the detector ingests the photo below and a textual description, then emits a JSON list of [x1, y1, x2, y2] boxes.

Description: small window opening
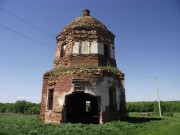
[[89, 43, 92, 53], [48, 89, 54, 110], [109, 87, 117, 110], [60, 44, 66, 58], [86, 101, 91, 112], [74, 82, 85, 91], [79, 42, 82, 54], [104, 44, 110, 57]]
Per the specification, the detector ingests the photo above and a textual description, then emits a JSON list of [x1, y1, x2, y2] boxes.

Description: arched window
[[60, 44, 66, 58], [79, 42, 82, 54], [104, 44, 110, 58], [109, 86, 117, 110], [47, 89, 54, 110], [89, 43, 92, 54]]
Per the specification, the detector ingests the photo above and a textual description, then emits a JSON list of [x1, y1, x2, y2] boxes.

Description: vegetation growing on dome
[[48, 66, 122, 75]]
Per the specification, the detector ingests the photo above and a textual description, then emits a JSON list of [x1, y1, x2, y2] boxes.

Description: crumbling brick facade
[[40, 9, 126, 124]]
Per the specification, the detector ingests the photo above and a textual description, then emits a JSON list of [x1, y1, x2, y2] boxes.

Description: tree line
[[0, 100, 180, 115], [0, 100, 40, 114], [126, 101, 180, 113]]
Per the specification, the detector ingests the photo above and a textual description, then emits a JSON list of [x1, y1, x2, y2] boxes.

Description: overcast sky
[[0, 0, 180, 103]]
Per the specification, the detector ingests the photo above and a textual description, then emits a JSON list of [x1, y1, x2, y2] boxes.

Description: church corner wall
[[40, 74, 49, 120]]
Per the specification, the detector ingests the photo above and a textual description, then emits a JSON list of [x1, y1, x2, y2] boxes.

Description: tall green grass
[[0, 113, 180, 135]]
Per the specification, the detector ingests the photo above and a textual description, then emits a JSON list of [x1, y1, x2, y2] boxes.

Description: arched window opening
[[47, 89, 54, 110], [60, 44, 66, 58], [89, 43, 92, 54], [86, 101, 91, 112], [109, 86, 117, 110], [104, 44, 110, 58], [79, 42, 82, 54]]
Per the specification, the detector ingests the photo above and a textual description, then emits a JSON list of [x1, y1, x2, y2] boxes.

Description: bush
[[0, 103, 6, 113], [126, 101, 180, 113], [27, 105, 40, 114], [126, 102, 154, 112], [0, 100, 40, 114], [163, 112, 174, 117], [5, 103, 15, 113]]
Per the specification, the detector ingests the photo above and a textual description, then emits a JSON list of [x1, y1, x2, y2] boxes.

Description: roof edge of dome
[[58, 18, 114, 36]]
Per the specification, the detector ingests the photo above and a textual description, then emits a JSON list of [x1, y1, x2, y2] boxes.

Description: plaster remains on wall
[[72, 41, 114, 57], [54, 76, 122, 112]]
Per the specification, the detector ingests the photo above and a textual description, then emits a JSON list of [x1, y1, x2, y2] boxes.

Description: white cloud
[[0, 94, 40, 103], [17, 96, 41, 103], [0, 94, 16, 103], [0, 94, 7, 99]]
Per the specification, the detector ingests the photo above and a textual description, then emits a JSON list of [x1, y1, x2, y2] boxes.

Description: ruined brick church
[[40, 9, 126, 124]]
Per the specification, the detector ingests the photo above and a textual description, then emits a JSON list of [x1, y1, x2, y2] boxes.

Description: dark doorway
[[65, 92, 99, 124]]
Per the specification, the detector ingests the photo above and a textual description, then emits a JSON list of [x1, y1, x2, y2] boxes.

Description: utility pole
[[155, 77, 162, 118]]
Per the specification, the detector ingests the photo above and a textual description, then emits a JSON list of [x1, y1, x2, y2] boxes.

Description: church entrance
[[65, 92, 99, 124]]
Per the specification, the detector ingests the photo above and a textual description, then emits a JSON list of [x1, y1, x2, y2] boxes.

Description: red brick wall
[[40, 77, 48, 120], [57, 54, 116, 67], [55, 76, 72, 93]]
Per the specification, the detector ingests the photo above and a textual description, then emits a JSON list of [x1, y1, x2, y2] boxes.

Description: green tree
[[0, 103, 6, 113], [14, 100, 30, 113]]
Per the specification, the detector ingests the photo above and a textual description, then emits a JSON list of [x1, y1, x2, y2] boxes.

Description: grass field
[[0, 113, 180, 135]]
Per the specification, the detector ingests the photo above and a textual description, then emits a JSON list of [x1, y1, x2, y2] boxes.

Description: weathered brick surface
[[40, 77, 48, 120], [55, 53, 116, 68], [55, 76, 72, 93]]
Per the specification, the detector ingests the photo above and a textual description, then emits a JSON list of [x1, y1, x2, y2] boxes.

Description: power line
[[0, 24, 55, 49], [0, 7, 55, 38]]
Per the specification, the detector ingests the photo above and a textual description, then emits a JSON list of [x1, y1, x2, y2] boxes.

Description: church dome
[[63, 15, 108, 32], [58, 9, 114, 37]]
